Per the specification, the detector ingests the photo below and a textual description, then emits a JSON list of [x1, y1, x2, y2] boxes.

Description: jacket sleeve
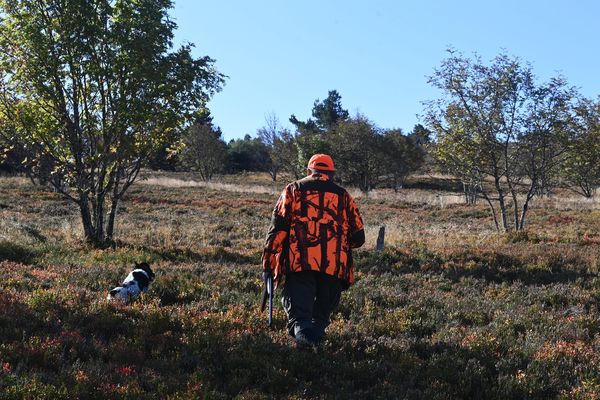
[[346, 192, 365, 249], [262, 185, 293, 277]]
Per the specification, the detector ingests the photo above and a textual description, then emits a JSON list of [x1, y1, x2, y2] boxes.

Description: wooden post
[[376, 225, 385, 251]]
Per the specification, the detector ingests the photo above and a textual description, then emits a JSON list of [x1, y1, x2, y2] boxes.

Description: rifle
[[260, 273, 273, 327]]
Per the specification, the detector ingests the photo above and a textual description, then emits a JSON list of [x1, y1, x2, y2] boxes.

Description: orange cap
[[307, 154, 335, 171]]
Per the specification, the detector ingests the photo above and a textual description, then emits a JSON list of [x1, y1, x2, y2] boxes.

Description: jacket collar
[[308, 172, 332, 181]]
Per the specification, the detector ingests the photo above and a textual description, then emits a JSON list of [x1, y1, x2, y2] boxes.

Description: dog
[[107, 262, 155, 302]]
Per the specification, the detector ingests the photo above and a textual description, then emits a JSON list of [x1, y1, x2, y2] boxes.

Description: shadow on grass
[[1, 239, 257, 273], [153, 246, 257, 265], [0, 240, 37, 264], [357, 247, 595, 286], [151, 324, 558, 399]]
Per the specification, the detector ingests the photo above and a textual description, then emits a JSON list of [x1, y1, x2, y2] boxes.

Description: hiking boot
[[294, 329, 318, 349]]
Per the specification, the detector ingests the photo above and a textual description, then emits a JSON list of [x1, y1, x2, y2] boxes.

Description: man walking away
[[262, 154, 365, 347]]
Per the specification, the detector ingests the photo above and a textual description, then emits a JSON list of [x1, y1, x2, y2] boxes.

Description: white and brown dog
[[107, 262, 155, 302]]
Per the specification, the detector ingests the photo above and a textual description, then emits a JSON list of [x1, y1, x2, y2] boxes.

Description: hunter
[[262, 154, 365, 347]]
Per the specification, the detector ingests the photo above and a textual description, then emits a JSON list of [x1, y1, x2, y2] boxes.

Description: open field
[[1, 172, 600, 399]]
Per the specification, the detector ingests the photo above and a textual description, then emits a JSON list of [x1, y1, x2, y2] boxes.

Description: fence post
[[376, 225, 385, 251]]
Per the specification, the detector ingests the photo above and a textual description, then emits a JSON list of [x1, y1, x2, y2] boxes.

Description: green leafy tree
[[426, 50, 575, 231], [562, 98, 600, 198], [433, 122, 485, 206], [256, 113, 301, 181], [180, 121, 227, 181], [290, 90, 349, 134], [332, 114, 384, 192], [295, 133, 334, 174], [291, 90, 349, 171], [276, 129, 302, 179], [289, 115, 319, 136], [227, 135, 271, 173], [426, 51, 525, 229], [381, 128, 425, 191], [514, 77, 575, 229], [311, 90, 350, 132], [408, 124, 437, 175], [0, 0, 225, 247], [408, 124, 432, 146]]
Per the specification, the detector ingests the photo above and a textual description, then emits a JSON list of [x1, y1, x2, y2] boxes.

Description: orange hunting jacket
[[262, 173, 365, 287]]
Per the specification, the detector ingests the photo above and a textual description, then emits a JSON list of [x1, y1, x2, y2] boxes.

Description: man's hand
[[262, 270, 272, 284]]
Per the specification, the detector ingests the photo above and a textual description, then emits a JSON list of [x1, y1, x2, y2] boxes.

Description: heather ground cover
[[1, 173, 599, 399]]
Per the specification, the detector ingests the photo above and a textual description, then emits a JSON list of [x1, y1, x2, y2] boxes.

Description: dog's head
[[135, 262, 155, 281], [107, 286, 128, 301]]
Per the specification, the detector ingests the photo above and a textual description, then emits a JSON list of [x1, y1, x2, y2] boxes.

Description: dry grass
[[138, 176, 279, 196], [533, 193, 600, 210], [353, 188, 466, 208]]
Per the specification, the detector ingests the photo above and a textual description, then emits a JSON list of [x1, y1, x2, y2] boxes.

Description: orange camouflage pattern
[[262, 173, 364, 287]]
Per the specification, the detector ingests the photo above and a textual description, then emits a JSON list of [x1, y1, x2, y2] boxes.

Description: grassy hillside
[[1, 173, 600, 399]]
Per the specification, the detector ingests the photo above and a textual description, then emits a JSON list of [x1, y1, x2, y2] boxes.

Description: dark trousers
[[282, 271, 342, 340]]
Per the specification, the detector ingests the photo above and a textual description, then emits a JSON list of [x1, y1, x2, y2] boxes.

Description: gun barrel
[[267, 276, 273, 326]]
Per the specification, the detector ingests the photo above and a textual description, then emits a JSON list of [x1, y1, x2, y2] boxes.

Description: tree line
[[2, 88, 428, 193], [172, 90, 428, 192]]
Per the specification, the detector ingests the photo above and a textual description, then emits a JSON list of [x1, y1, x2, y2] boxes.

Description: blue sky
[[171, 1, 600, 142]]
